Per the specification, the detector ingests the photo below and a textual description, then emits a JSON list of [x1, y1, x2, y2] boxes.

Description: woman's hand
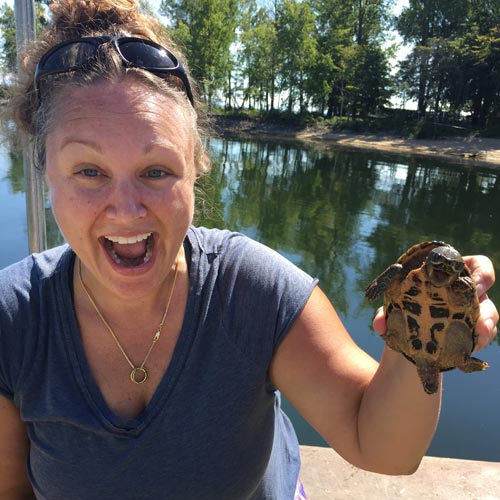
[[372, 254, 498, 352], [467, 255, 498, 350]]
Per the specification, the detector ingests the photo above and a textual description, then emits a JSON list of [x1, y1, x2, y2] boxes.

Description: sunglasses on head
[[34, 35, 195, 107]]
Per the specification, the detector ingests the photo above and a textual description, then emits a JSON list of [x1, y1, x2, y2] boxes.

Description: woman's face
[[45, 79, 196, 301]]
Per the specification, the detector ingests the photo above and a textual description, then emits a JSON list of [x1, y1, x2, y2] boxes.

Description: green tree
[[461, 27, 500, 126], [238, 2, 277, 111], [0, 3, 16, 73], [274, 0, 317, 113], [0, 0, 50, 74], [350, 43, 392, 117], [353, 0, 394, 46], [161, 0, 240, 107], [461, 3, 500, 125], [397, 0, 500, 122], [309, 0, 352, 117], [396, 0, 469, 116], [309, 0, 393, 118]]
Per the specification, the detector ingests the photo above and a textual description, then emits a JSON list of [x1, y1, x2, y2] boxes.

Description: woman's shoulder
[[0, 244, 72, 308], [188, 226, 280, 273], [187, 227, 317, 357], [188, 225, 315, 289], [0, 245, 73, 399], [187, 225, 247, 253], [188, 225, 278, 259]]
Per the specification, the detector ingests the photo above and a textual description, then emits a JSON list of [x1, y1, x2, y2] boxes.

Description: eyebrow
[[59, 137, 182, 158], [143, 140, 179, 155], [59, 137, 104, 153]]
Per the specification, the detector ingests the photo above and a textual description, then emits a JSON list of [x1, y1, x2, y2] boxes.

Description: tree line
[[1, 0, 499, 126]]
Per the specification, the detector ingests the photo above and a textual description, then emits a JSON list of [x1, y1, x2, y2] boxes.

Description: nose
[[105, 178, 147, 220]]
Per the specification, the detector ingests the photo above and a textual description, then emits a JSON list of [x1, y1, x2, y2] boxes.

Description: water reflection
[[204, 139, 500, 318], [201, 139, 500, 461], [2, 135, 500, 461], [4, 151, 25, 194]]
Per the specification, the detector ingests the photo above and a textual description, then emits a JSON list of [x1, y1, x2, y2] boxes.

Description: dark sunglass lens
[[41, 41, 97, 72], [119, 41, 177, 69]]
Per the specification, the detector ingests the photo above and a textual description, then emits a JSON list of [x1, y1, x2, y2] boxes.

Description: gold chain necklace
[[77, 257, 178, 385]]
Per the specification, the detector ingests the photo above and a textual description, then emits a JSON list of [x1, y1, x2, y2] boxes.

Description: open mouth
[[102, 232, 154, 268], [429, 268, 453, 287]]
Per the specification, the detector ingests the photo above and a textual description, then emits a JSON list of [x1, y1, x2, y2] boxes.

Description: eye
[[430, 256, 443, 268], [77, 167, 102, 178], [143, 168, 170, 179]]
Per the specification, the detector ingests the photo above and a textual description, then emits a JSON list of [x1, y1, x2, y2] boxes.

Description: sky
[[393, 0, 409, 16]]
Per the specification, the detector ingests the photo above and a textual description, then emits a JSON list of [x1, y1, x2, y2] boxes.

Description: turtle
[[365, 241, 488, 395]]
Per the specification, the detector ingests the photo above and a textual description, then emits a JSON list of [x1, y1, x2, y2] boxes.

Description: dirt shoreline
[[212, 116, 500, 168]]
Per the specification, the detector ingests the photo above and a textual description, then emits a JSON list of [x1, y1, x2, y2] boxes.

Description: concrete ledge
[[299, 445, 500, 500]]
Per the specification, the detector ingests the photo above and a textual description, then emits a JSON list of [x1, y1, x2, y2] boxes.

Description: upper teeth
[[106, 233, 151, 244]]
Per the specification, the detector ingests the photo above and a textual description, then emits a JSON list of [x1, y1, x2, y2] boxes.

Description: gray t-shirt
[[0, 226, 317, 500]]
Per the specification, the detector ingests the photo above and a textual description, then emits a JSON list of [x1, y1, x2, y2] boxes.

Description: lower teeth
[[107, 236, 153, 267]]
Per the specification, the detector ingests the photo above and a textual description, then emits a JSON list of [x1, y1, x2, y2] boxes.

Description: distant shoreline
[[211, 115, 500, 169]]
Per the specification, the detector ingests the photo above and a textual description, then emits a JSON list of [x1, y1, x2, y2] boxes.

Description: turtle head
[[424, 245, 464, 287]]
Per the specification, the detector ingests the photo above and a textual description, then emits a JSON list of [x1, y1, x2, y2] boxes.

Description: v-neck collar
[[58, 237, 200, 434]]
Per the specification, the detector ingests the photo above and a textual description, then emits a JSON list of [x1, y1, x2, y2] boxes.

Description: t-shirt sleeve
[[0, 260, 35, 400], [217, 231, 318, 369], [0, 247, 70, 402], [0, 320, 14, 400]]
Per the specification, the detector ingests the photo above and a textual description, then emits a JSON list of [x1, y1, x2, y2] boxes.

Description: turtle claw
[[365, 280, 385, 301], [423, 380, 440, 395], [365, 263, 404, 301], [460, 356, 489, 373]]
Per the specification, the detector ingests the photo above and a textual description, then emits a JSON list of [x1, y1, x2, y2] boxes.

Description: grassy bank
[[209, 108, 500, 141]]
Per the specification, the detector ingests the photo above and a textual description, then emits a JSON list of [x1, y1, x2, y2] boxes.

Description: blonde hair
[[9, 0, 211, 176]]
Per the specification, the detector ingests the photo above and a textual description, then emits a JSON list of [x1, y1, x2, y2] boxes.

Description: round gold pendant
[[130, 367, 148, 384]]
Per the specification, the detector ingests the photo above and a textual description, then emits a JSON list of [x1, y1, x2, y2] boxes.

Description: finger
[[464, 255, 495, 297], [474, 294, 499, 352], [372, 306, 386, 334]]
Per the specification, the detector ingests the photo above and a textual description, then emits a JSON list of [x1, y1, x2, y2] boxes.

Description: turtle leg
[[415, 359, 440, 395], [365, 263, 405, 301], [460, 356, 489, 373], [384, 308, 408, 354], [444, 322, 489, 373]]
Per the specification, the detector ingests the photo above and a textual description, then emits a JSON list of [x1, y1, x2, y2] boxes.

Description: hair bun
[[49, 0, 142, 37]]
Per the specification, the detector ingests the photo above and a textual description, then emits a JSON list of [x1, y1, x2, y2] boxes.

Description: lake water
[[2, 133, 500, 462]]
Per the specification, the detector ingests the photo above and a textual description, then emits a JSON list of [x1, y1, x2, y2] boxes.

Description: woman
[[0, 1, 497, 499]]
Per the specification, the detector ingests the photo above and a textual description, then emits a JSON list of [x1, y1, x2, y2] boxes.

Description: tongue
[[113, 240, 147, 260]]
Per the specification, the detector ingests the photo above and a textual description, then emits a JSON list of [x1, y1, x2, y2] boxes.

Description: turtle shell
[[365, 241, 488, 394]]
